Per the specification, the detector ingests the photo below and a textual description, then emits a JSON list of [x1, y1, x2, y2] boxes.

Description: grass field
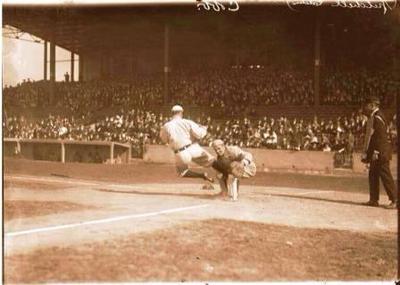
[[3, 158, 398, 282]]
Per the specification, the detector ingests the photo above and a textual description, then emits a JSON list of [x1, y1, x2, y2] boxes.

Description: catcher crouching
[[211, 139, 256, 201]]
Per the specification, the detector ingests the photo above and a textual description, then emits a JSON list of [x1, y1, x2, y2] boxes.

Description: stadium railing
[[3, 138, 131, 164], [3, 139, 397, 176]]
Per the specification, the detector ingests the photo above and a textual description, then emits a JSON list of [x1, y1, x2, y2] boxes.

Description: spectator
[[3, 68, 396, 153]]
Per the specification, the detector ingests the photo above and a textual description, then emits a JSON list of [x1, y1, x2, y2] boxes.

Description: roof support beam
[[313, 9, 321, 107], [50, 40, 56, 82], [49, 39, 56, 105], [44, 40, 48, 80], [163, 23, 169, 104], [71, 52, 75, 82], [79, 54, 84, 82]]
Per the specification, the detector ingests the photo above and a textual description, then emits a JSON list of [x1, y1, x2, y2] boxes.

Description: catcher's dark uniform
[[363, 109, 396, 203], [213, 146, 256, 177], [212, 146, 256, 200]]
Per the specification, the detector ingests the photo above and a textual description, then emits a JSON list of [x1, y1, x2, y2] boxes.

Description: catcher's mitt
[[230, 161, 245, 178]]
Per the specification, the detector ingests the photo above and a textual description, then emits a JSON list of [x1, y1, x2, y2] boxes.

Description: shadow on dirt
[[264, 193, 392, 209], [93, 188, 224, 200]]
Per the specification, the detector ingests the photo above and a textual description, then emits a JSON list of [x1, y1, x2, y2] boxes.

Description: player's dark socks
[[182, 170, 207, 179]]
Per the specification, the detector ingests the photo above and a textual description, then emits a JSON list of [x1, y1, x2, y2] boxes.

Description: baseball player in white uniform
[[160, 105, 215, 183], [211, 139, 256, 201]]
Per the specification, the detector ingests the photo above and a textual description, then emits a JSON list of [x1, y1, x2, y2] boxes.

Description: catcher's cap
[[365, 96, 380, 105], [212, 139, 225, 147], [171, 105, 183, 112]]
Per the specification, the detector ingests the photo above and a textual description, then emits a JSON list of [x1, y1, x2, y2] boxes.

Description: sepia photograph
[[2, 0, 399, 283]]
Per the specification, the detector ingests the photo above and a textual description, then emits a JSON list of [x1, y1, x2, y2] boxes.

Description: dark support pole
[[100, 52, 104, 78], [50, 41, 56, 82], [44, 41, 48, 80], [50, 40, 56, 105], [164, 23, 169, 104], [130, 38, 134, 78], [79, 54, 84, 82], [71, 52, 75, 82], [393, 40, 399, 108], [314, 10, 321, 106]]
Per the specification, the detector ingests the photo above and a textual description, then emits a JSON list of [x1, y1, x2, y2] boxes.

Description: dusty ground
[[4, 200, 94, 221], [3, 158, 398, 282], [6, 157, 390, 192], [5, 219, 397, 283], [4, 180, 73, 191]]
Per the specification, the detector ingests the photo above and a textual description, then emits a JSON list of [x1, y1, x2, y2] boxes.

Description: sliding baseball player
[[160, 105, 215, 183]]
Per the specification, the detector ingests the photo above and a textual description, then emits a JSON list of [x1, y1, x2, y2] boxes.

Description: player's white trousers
[[228, 177, 239, 201], [174, 143, 214, 175]]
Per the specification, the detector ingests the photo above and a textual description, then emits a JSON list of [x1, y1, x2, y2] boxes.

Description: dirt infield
[[4, 180, 73, 191], [5, 219, 397, 282], [4, 200, 93, 221], [3, 158, 398, 282], [6, 157, 395, 193]]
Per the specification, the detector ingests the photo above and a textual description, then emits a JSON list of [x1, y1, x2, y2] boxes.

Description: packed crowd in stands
[[169, 69, 314, 116], [4, 108, 397, 155], [3, 68, 398, 155], [322, 70, 398, 106], [4, 68, 397, 115], [4, 68, 315, 119]]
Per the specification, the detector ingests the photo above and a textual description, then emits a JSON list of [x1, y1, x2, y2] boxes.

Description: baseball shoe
[[362, 200, 379, 207], [203, 172, 214, 183], [384, 201, 397, 210], [201, 183, 214, 190], [217, 191, 228, 199]]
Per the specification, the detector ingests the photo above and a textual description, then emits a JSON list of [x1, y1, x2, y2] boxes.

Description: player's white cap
[[171, 105, 183, 112]]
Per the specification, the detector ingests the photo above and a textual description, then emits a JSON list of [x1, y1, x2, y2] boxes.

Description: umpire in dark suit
[[361, 96, 397, 209]]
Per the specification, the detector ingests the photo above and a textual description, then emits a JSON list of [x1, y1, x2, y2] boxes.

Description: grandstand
[[3, 5, 399, 156], [3, 3, 399, 283], [4, 4, 399, 103]]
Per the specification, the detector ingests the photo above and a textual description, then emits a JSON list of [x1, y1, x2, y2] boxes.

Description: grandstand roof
[[3, 4, 399, 56], [3, 5, 178, 54]]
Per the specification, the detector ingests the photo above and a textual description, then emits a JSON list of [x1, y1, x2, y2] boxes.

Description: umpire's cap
[[365, 96, 380, 105]]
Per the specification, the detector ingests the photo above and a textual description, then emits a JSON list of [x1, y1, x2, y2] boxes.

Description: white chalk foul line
[[5, 175, 204, 191], [6, 175, 337, 196], [296, 190, 335, 196], [5, 175, 148, 191], [263, 189, 335, 196], [5, 175, 98, 187], [6, 204, 209, 237]]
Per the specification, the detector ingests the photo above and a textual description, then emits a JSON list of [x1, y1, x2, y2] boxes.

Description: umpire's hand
[[361, 153, 369, 164]]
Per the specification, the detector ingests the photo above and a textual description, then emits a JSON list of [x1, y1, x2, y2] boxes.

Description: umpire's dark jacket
[[366, 110, 392, 162]]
